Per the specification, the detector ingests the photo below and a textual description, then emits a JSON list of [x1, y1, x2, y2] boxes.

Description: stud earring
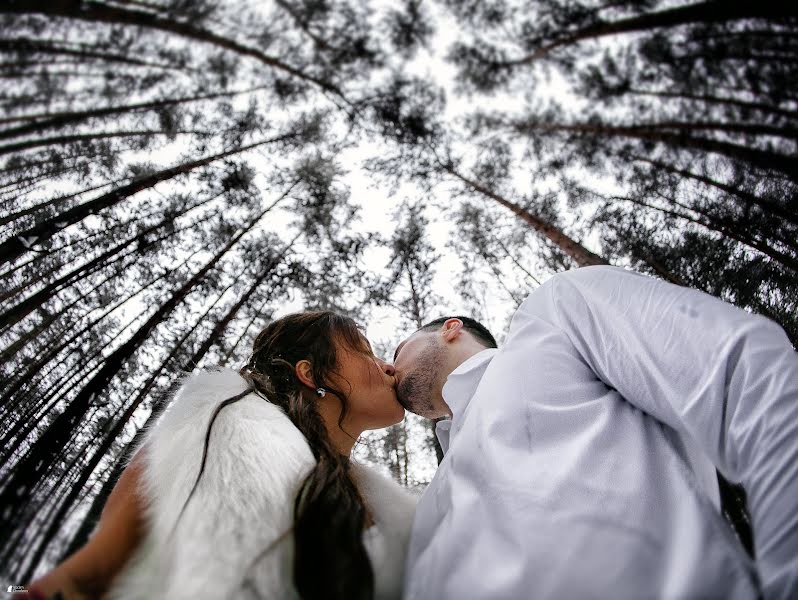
[[316, 387, 327, 397]]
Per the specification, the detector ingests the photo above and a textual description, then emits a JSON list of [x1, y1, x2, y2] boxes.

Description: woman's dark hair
[[240, 311, 375, 600]]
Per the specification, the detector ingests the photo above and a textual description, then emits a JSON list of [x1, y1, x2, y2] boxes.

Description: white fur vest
[[107, 369, 417, 600]]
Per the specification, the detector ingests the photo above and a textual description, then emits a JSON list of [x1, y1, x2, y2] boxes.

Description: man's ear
[[441, 318, 463, 343], [294, 360, 315, 389]]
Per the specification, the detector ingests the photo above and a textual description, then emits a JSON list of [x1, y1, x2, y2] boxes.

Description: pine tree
[[0, 0, 413, 577], [377, 202, 447, 466], [439, 0, 797, 339]]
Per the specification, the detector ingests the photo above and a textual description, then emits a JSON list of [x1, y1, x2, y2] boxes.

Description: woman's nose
[[380, 360, 396, 377]]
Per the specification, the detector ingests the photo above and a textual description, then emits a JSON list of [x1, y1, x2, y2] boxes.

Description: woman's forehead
[[335, 325, 372, 354]]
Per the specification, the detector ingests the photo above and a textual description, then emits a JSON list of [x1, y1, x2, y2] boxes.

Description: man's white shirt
[[403, 266, 798, 600]]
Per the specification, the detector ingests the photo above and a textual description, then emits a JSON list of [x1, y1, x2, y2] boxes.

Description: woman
[[25, 311, 416, 600]]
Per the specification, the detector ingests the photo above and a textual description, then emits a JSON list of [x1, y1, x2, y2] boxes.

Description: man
[[393, 265, 798, 599]]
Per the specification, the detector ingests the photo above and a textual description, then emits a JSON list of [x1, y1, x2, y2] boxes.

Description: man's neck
[[446, 341, 490, 379], [434, 343, 493, 419], [440, 346, 497, 423]]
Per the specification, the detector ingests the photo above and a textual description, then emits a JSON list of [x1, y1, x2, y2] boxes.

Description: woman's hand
[[20, 576, 94, 600], [21, 452, 146, 600]]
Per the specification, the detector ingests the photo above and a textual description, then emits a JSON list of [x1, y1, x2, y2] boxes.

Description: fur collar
[[108, 369, 416, 600]]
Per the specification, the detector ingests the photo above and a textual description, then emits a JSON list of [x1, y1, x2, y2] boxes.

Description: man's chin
[[396, 393, 419, 414], [397, 395, 435, 419], [396, 393, 413, 412], [397, 377, 435, 417]]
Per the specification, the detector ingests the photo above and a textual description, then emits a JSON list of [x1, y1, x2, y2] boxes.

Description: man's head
[[392, 316, 497, 419]]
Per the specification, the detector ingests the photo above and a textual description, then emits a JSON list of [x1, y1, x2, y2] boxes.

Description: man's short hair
[[418, 316, 498, 348]]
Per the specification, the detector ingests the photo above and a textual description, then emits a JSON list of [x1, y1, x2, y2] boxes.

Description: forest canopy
[[1, 0, 795, 581]]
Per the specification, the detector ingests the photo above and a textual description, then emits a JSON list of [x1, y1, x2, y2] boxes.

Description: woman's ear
[[294, 360, 315, 389]]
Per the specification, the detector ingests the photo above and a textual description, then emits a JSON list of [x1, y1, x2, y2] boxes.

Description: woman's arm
[[26, 451, 147, 599]]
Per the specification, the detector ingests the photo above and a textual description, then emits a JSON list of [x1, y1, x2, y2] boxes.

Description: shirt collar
[[436, 348, 498, 453]]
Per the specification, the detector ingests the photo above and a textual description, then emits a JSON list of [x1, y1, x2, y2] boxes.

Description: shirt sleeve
[[513, 265, 798, 599]]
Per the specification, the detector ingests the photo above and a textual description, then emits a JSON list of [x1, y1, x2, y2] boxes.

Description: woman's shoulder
[[350, 462, 418, 523], [351, 462, 418, 599], [350, 461, 418, 495], [166, 368, 252, 415], [157, 368, 286, 426], [136, 367, 314, 531], [144, 368, 311, 466], [179, 367, 248, 395], [110, 370, 311, 600]]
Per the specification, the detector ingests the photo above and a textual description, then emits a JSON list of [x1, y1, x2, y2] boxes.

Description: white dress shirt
[[404, 266, 798, 600]]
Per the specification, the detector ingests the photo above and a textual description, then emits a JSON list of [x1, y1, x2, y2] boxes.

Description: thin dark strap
[[717, 471, 755, 558]]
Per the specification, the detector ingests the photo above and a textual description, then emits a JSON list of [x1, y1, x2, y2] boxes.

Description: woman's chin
[[372, 398, 406, 429], [389, 405, 406, 425]]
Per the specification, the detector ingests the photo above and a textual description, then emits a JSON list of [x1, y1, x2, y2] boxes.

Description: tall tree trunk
[[219, 295, 271, 366], [8, 427, 105, 577], [0, 85, 267, 141], [0, 263, 178, 411], [14, 277, 251, 579], [2, 0, 347, 100], [0, 250, 208, 450], [627, 89, 798, 121], [0, 314, 142, 464], [0, 38, 189, 71], [0, 201, 222, 328], [0, 202, 277, 539], [0, 253, 145, 366], [442, 164, 608, 267], [535, 119, 794, 139], [0, 129, 212, 156], [611, 193, 798, 271], [181, 234, 299, 370], [1, 228, 167, 329], [513, 120, 798, 181], [0, 176, 129, 228], [0, 131, 299, 266], [629, 154, 798, 225], [500, 0, 797, 66]]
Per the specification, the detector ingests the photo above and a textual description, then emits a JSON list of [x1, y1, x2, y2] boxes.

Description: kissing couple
[[26, 266, 798, 600]]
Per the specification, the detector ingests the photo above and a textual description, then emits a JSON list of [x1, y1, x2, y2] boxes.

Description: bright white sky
[[269, 1, 580, 352], [37, 0, 603, 370]]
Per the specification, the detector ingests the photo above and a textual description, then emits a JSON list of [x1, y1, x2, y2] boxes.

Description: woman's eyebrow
[[393, 341, 406, 362]]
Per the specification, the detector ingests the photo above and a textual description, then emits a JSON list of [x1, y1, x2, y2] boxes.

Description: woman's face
[[327, 336, 405, 431]]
